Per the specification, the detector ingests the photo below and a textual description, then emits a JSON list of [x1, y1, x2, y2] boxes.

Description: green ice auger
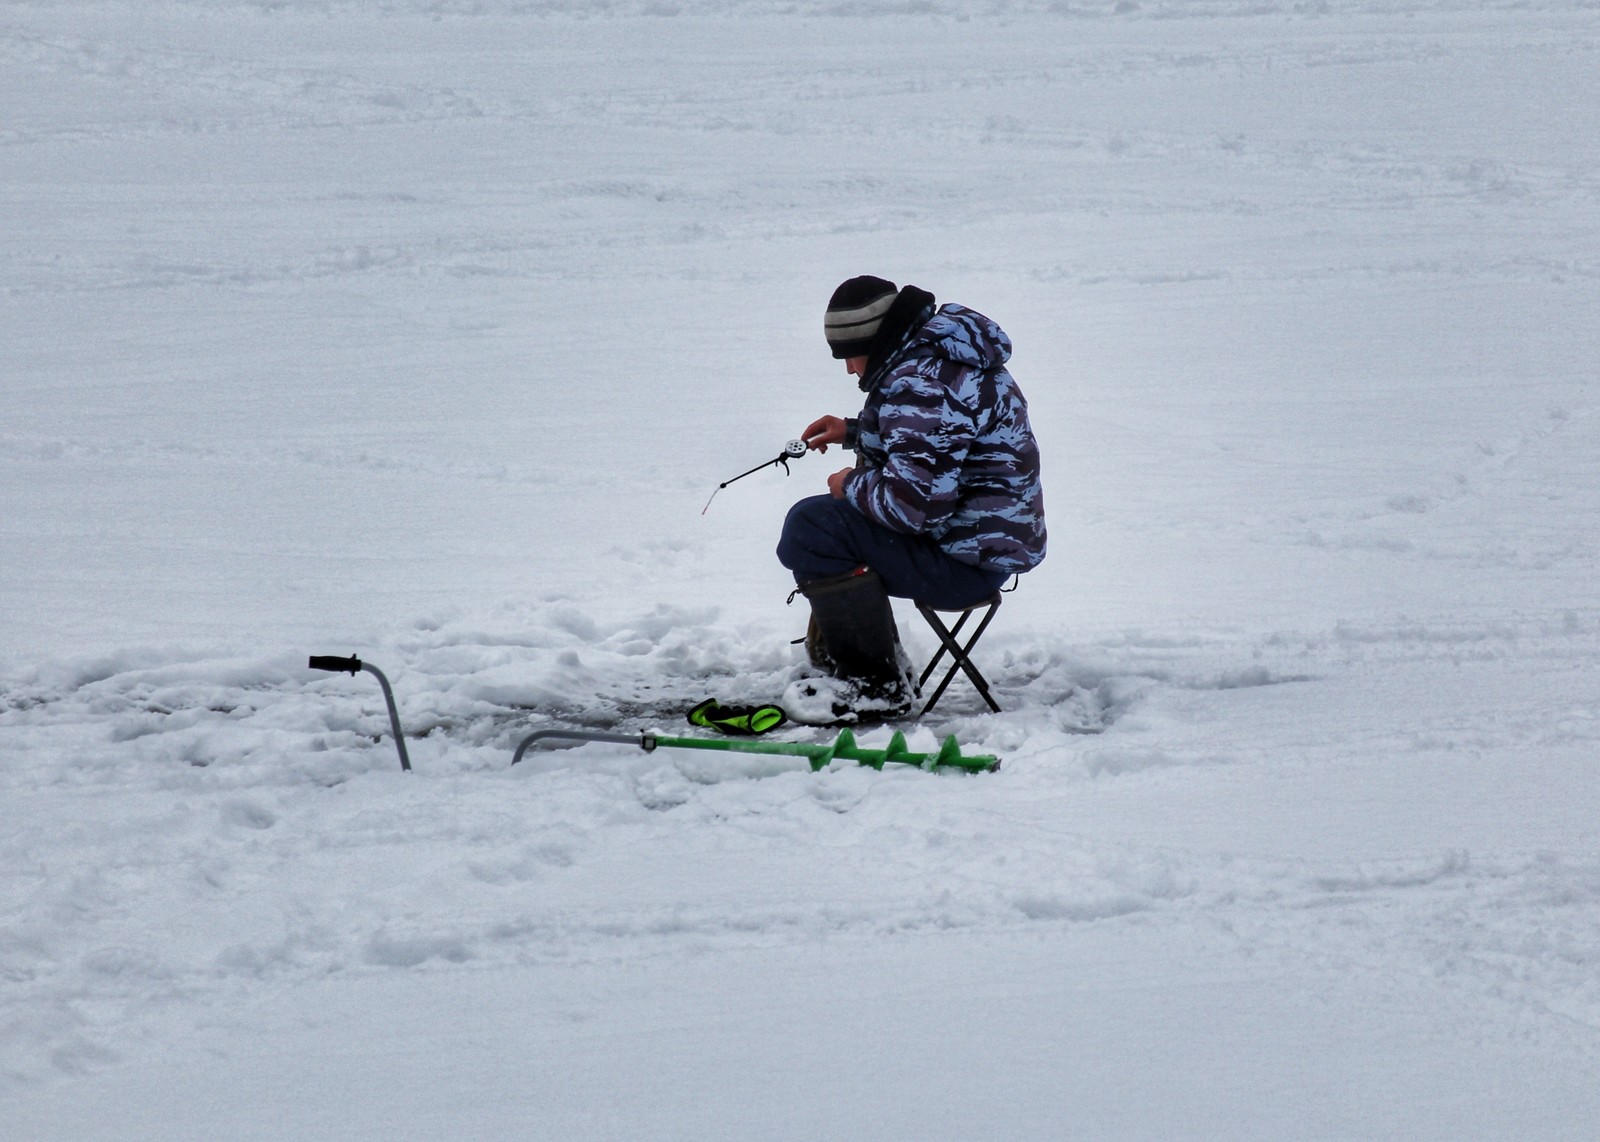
[[510, 726, 999, 774]]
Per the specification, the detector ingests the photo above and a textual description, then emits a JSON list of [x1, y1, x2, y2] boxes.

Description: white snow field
[[4, 0, 1600, 1137]]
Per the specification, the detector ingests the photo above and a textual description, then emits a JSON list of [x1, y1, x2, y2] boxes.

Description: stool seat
[[914, 592, 1003, 716]]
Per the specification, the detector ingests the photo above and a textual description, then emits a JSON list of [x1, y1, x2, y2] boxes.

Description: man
[[777, 275, 1047, 720]]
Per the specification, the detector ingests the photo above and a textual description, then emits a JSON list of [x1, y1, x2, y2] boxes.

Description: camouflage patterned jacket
[[842, 304, 1047, 574]]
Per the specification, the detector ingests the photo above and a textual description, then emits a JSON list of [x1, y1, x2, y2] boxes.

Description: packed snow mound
[[1, 599, 1121, 782]]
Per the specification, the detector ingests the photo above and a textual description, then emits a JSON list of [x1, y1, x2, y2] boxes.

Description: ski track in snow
[[5, 6, 1599, 300]]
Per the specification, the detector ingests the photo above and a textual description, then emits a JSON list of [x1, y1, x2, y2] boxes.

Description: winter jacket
[[842, 304, 1047, 575]]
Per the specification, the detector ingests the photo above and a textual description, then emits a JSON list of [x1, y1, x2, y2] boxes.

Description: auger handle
[[511, 728, 653, 766], [309, 654, 362, 674], [306, 653, 412, 772]]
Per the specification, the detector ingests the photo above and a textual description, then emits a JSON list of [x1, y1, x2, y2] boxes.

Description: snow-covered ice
[[4, 1, 1600, 1137]]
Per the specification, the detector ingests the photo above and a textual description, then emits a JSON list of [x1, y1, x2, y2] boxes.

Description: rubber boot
[[804, 614, 833, 672], [790, 567, 913, 720]]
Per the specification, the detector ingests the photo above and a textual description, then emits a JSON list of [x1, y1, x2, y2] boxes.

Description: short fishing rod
[[702, 439, 808, 514]]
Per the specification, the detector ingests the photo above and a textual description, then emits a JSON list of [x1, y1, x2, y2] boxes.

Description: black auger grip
[[309, 654, 362, 674], [305, 654, 412, 771]]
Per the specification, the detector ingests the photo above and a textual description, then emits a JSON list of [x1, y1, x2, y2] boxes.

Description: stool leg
[[917, 607, 975, 691], [953, 604, 1002, 713], [918, 602, 1002, 715]]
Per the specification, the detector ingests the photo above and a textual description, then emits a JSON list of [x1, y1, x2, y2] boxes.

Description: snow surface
[[4, 0, 1600, 1137]]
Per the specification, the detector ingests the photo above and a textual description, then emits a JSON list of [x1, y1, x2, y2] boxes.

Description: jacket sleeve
[[843, 361, 976, 535]]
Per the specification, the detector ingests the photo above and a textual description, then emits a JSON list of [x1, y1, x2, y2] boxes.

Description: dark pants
[[777, 495, 1007, 611]]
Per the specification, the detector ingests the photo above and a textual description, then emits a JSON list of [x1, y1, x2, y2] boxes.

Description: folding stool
[[914, 591, 1003, 715]]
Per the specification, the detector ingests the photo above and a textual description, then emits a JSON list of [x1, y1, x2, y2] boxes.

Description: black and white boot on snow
[[782, 671, 915, 725], [785, 567, 916, 724]]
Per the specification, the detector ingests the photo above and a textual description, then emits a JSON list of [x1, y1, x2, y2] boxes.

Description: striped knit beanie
[[823, 276, 899, 360]]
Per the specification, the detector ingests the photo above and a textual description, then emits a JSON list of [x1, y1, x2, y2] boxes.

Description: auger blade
[[512, 726, 1000, 774]]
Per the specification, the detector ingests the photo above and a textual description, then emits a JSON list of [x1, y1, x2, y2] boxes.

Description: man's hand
[[827, 467, 853, 499], [802, 415, 847, 453]]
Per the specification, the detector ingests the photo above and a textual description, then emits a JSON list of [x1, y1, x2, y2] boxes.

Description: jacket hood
[[860, 301, 1013, 392], [907, 304, 1013, 372]]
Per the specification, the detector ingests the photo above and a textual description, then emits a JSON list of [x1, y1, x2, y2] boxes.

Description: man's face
[[845, 356, 868, 378]]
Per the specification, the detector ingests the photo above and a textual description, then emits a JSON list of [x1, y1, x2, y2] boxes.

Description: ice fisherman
[[777, 276, 1047, 719]]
